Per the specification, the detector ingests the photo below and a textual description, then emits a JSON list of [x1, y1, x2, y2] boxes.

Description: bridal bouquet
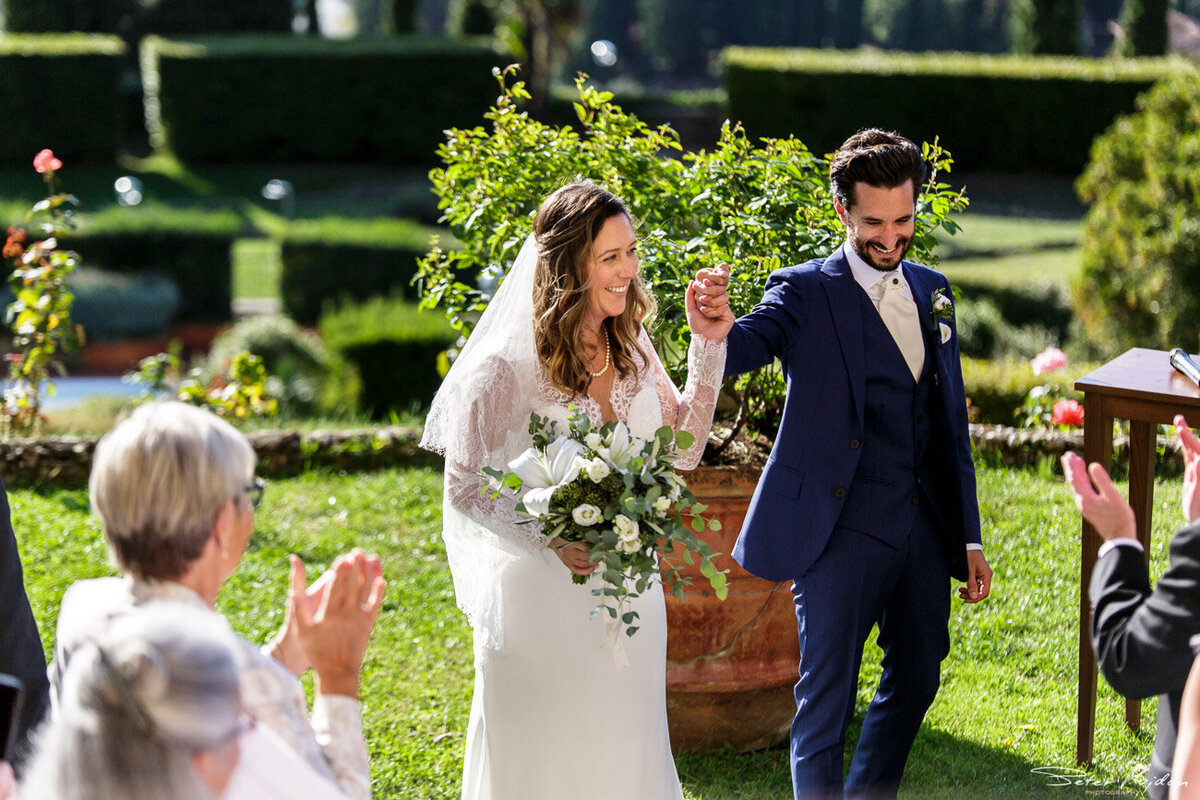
[[483, 407, 728, 638]]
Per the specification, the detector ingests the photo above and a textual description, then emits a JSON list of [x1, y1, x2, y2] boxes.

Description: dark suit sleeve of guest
[[0, 480, 51, 751], [1089, 523, 1200, 700], [725, 268, 809, 377]]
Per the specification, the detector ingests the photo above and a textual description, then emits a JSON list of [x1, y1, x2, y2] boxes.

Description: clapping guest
[[49, 401, 385, 800], [1063, 414, 1200, 800], [20, 602, 247, 800]]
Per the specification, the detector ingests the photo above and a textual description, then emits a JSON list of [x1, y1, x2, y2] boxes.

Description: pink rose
[[32, 149, 62, 174], [1051, 399, 1084, 428], [1031, 346, 1068, 376]]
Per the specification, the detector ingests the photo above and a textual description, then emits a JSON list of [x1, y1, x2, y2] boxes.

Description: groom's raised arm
[[706, 268, 807, 378]]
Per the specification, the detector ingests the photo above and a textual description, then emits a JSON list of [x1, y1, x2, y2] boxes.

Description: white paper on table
[[222, 724, 345, 800]]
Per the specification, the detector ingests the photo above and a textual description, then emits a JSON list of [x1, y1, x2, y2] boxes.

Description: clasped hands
[[1063, 414, 1200, 541], [266, 548, 387, 698], [686, 263, 735, 342]]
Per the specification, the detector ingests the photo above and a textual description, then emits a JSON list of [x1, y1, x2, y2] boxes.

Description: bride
[[421, 181, 734, 799]]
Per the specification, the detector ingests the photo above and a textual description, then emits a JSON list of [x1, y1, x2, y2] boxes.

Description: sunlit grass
[[13, 463, 1174, 799]]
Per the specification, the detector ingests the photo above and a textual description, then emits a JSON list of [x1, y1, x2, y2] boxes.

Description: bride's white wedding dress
[[441, 329, 726, 800]]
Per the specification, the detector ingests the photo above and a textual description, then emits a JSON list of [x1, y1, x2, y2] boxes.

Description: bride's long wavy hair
[[532, 182, 654, 396]]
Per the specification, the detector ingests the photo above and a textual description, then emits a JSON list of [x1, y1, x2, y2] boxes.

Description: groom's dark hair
[[829, 128, 927, 211]]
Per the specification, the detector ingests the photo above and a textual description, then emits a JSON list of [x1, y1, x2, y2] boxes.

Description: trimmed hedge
[[319, 296, 457, 418], [723, 48, 1189, 173], [0, 35, 125, 165], [62, 207, 242, 323], [279, 217, 438, 325], [141, 35, 503, 164]]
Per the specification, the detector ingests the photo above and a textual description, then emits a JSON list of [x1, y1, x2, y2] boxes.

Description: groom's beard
[[851, 233, 912, 272]]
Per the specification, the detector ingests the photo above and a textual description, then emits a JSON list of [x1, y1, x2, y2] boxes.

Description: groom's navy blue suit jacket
[[724, 249, 981, 582]]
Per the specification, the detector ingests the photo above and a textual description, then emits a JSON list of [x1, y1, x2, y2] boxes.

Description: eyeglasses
[[244, 477, 266, 511]]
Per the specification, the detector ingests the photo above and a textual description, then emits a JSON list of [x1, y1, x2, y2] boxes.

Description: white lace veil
[[420, 234, 543, 650]]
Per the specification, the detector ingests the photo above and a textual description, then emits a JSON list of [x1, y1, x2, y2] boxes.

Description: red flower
[[1051, 399, 1084, 428], [32, 149, 62, 174], [2, 227, 26, 259]]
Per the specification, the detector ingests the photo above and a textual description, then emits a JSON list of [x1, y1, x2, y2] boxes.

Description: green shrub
[[279, 217, 438, 326], [2, 0, 137, 33], [69, 268, 181, 341], [319, 296, 457, 418], [722, 47, 1189, 173], [205, 314, 358, 416], [954, 295, 1060, 361], [63, 206, 241, 323], [0, 35, 125, 164], [961, 356, 1090, 425], [141, 35, 503, 164], [136, 0, 291, 35], [1075, 68, 1200, 354]]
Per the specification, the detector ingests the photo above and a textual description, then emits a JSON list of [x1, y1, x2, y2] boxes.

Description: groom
[[696, 128, 992, 799]]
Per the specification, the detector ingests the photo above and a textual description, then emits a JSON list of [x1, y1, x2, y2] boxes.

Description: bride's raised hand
[[550, 538, 599, 576], [686, 263, 734, 342]]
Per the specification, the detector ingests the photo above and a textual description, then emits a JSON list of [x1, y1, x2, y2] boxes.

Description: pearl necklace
[[590, 331, 611, 378]]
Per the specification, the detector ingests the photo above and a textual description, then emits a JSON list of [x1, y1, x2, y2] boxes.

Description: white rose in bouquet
[[572, 503, 602, 527], [586, 458, 611, 482]]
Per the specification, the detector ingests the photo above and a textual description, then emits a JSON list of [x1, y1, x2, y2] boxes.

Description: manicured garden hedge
[[279, 217, 439, 325], [723, 48, 1189, 173], [141, 35, 503, 164], [319, 296, 457, 418], [0, 35, 125, 165], [62, 207, 242, 323]]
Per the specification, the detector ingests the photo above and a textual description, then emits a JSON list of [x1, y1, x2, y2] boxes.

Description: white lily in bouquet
[[483, 407, 728, 638]]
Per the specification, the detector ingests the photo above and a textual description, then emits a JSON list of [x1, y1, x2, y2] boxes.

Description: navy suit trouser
[[789, 507, 951, 800]]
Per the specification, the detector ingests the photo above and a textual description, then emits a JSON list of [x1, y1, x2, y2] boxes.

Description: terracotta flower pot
[[664, 463, 799, 753]]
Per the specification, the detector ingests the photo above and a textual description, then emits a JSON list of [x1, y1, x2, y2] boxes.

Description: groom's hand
[[959, 550, 992, 603]]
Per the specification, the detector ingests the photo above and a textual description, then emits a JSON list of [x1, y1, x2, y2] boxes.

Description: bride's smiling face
[[584, 213, 639, 331]]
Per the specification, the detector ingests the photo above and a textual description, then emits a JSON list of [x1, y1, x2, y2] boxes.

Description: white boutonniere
[[930, 288, 954, 345]]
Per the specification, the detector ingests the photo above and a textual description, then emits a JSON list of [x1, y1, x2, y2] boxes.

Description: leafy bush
[[70, 268, 181, 341], [141, 35, 502, 164], [953, 287, 1068, 360], [279, 217, 438, 326], [319, 297, 457, 418], [1075, 68, 1200, 354], [0, 35, 125, 164], [417, 69, 966, 448], [723, 47, 1188, 173], [205, 314, 358, 416]]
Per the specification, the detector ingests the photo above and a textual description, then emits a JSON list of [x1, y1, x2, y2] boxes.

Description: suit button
[[835, 488, 846, 498], [849, 438, 860, 449], [912, 496, 920, 504], [917, 414, 925, 423]]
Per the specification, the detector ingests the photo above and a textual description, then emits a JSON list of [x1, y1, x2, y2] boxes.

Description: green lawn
[[936, 212, 1083, 292], [13, 462, 1173, 799]]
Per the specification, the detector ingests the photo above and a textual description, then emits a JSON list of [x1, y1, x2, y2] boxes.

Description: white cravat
[[875, 274, 925, 381]]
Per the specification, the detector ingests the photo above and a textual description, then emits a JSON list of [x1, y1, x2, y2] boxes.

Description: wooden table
[[1074, 347, 1200, 764]]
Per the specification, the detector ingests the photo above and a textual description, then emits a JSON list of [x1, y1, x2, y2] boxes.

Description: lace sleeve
[[647, 330, 727, 470], [444, 355, 545, 550]]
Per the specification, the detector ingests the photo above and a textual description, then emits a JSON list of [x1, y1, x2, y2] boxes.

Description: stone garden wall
[[0, 424, 1181, 489]]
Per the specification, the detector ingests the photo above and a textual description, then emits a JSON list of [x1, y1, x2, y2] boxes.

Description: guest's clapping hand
[[288, 549, 386, 698], [268, 557, 339, 675], [1176, 415, 1200, 524], [0, 761, 14, 800], [1061, 451, 1137, 542], [686, 263, 734, 343]]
